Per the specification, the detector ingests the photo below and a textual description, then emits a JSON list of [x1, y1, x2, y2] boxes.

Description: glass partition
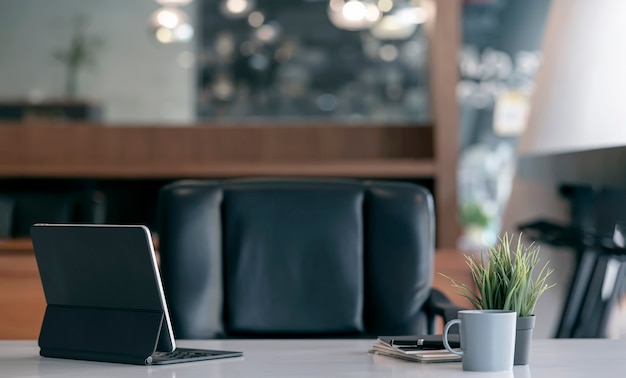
[[197, 0, 431, 123], [0, 0, 431, 125]]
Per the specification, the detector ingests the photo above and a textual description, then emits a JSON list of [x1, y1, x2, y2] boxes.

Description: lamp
[[504, 0, 626, 339], [327, 0, 426, 35], [150, 6, 194, 44], [327, 0, 382, 31], [220, 0, 256, 19], [516, 0, 626, 188]]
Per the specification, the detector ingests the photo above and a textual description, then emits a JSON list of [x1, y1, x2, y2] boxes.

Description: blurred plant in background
[[53, 15, 103, 99], [456, 45, 541, 251]]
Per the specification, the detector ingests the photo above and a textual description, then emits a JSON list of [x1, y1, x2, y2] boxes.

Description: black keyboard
[[149, 347, 243, 365]]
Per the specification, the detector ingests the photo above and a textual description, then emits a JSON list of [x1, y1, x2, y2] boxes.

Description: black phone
[[384, 334, 461, 350]]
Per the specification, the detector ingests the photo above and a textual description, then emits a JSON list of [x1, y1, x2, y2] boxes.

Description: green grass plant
[[443, 233, 555, 317]]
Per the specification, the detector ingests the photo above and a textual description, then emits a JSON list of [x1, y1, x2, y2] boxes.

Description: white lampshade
[[517, 0, 626, 187]]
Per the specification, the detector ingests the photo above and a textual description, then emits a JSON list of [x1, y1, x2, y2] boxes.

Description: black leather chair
[[158, 178, 459, 339], [0, 189, 106, 238]]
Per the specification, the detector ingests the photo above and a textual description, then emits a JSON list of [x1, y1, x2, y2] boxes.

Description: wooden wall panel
[[426, 0, 461, 248], [0, 124, 436, 178], [0, 252, 46, 340]]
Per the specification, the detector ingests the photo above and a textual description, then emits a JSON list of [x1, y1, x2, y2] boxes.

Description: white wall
[[0, 0, 196, 124]]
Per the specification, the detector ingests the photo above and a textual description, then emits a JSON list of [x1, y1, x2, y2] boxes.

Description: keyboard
[[149, 347, 243, 365]]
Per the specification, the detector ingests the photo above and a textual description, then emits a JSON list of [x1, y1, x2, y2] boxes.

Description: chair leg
[[571, 255, 626, 338], [555, 248, 598, 338]]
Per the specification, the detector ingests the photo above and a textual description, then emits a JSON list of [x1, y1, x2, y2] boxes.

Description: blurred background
[[0, 0, 550, 247], [3, 0, 626, 341]]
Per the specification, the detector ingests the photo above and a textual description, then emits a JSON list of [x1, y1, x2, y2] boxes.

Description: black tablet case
[[31, 224, 170, 365]]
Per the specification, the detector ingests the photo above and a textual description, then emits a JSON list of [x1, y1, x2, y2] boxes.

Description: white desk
[[0, 339, 624, 377]]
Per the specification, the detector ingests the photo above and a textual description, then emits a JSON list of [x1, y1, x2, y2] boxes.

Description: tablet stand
[[38, 304, 164, 365]]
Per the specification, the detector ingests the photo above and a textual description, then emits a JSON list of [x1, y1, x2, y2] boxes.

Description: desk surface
[[0, 339, 624, 377]]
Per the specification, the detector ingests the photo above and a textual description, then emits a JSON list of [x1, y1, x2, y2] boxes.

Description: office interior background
[[2, 0, 626, 340]]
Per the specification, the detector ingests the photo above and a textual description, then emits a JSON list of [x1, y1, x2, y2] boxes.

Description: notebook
[[369, 339, 461, 363], [31, 223, 243, 365], [369, 335, 461, 363]]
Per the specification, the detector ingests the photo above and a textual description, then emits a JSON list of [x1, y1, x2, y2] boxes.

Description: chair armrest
[[424, 288, 467, 333]]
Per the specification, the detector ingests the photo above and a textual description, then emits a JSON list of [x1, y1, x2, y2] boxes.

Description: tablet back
[[31, 224, 176, 364]]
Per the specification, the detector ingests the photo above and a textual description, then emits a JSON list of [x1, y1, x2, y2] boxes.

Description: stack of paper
[[369, 335, 461, 363]]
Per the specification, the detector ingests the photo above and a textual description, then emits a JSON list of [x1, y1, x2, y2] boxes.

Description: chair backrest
[[158, 178, 435, 339], [0, 189, 106, 237]]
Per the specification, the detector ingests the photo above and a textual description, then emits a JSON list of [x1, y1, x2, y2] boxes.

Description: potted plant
[[442, 233, 555, 365]]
